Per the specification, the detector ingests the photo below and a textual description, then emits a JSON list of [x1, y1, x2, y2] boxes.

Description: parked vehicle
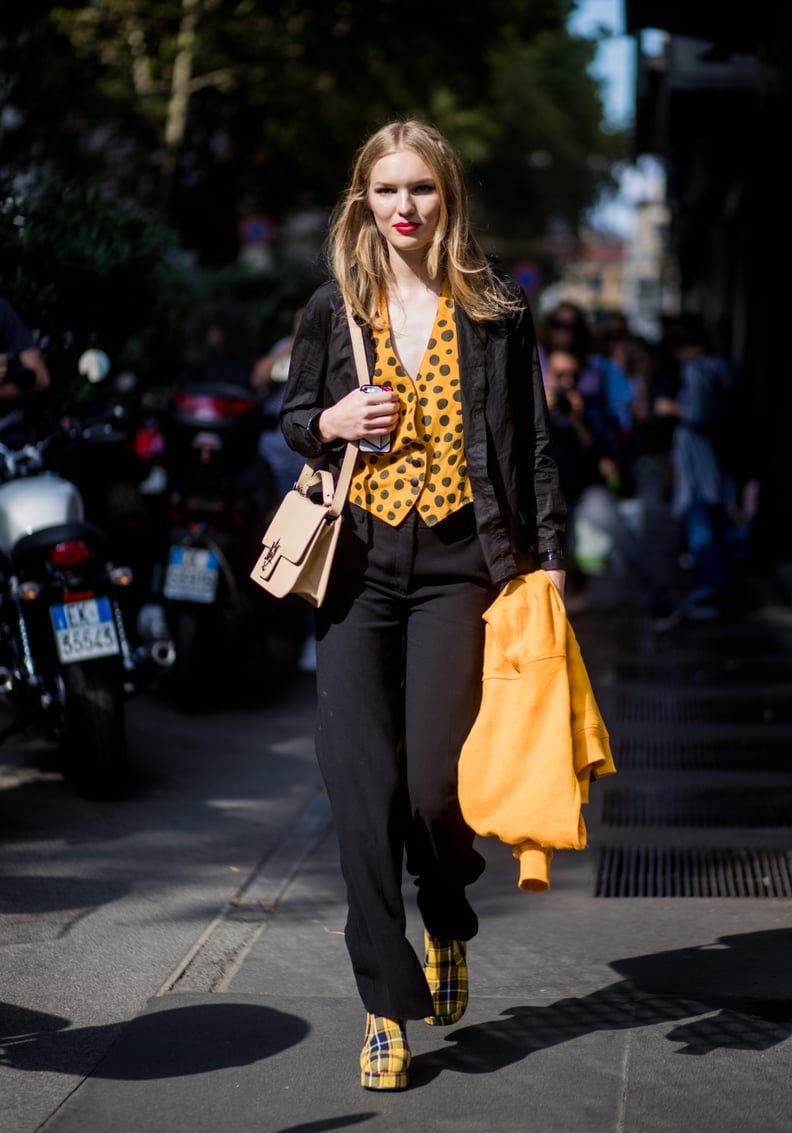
[[0, 350, 175, 797], [154, 380, 268, 706], [53, 367, 158, 621]]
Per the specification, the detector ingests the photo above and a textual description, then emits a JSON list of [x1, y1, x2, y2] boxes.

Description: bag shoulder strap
[[346, 307, 370, 390], [301, 307, 370, 518], [325, 308, 370, 515]]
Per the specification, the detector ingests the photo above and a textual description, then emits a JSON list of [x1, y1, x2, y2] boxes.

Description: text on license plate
[[163, 546, 220, 603], [50, 597, 120, 664]]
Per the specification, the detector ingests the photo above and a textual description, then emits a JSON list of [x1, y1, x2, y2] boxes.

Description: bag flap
[[258, 490, 332, 572]]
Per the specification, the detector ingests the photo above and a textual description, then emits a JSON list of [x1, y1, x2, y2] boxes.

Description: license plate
[[163, 546, 219, 603], [50, 597, 120, 664]]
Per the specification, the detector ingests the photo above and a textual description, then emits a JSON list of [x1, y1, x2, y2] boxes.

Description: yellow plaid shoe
[[359, 1014, 411, 1090], [423, 932, 468, 1025]]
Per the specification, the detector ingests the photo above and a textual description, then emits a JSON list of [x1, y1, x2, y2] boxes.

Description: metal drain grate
[[613, 736, 792, 772], [602, 787, 792, 827], [642, 631, 790, 656], [610, 693, 792, 725], [615, 658, 792, 684], [595, 846, 792, 897]]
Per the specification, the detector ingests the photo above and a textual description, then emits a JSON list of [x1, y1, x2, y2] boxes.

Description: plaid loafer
[[423, 932, 468, 1025], [360, 1014, 411, 1090]]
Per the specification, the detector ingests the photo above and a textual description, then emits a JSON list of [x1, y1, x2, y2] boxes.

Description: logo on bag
[[261, 539, 280, 570]]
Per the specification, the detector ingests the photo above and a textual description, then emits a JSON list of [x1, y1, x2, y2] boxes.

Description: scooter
[[154, 380, 266, 707], [0, 350, 175, 797]]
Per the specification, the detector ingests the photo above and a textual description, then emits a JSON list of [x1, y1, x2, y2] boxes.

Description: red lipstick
[[394, 222, 419, 233]]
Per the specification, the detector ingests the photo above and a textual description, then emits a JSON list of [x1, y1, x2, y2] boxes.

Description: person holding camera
[[279, 120, 566, 1092], [544, 348, 618, 502], [0, 295, 51, 401], [544, 347, 674, 620]]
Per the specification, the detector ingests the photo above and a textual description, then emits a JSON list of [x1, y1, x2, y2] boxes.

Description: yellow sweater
[[457, 570, 615, 892]]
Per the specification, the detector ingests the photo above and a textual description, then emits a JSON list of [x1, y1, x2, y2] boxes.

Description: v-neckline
[[381, 282, 447, 383]]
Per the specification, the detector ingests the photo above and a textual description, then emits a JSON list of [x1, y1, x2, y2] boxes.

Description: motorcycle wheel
[[61, 661, 129, 798], [165, 605, 217, 708], [163, 602, 240, 709]]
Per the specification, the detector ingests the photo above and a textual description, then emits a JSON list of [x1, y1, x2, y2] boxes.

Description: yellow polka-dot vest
[[349, 285, 473, 527]]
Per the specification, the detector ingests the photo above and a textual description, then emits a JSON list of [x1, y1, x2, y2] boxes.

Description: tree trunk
[[161, 0, 199, 216]]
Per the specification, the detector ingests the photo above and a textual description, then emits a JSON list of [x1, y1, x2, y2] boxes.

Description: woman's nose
[[397, 190, 415, 214]]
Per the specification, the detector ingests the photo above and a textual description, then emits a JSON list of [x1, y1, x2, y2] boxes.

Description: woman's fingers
[[323, 388, 399, 441], [357, 388, 398, 434]]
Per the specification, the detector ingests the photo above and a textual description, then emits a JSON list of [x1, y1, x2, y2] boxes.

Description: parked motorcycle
[[53, 366, 156, 615], [0, 350, 175, 797], [154, 380, 267, 707]]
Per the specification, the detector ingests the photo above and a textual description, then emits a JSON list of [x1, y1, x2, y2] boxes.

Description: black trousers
[[315, 503, 497, 1020]]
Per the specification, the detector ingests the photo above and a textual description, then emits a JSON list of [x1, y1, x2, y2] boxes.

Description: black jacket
[[279, 279, 566, 585]]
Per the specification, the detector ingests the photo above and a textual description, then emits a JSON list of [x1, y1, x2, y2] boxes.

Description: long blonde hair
[[327, 120, 524, 325]]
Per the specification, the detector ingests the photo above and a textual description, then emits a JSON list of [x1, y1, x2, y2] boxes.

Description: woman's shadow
[[410, 926, 792, 1086]]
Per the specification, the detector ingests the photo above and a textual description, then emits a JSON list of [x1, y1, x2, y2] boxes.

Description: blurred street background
[[1, 2, 791, 1130]]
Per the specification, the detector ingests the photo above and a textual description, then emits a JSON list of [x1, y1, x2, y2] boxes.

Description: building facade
[[624, 0, 792, 563]]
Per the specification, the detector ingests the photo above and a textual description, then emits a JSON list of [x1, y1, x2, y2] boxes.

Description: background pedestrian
[[654, 312, 736, 618]]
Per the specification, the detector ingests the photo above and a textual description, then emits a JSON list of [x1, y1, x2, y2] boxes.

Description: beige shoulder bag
[[249, 308, 369, 607]]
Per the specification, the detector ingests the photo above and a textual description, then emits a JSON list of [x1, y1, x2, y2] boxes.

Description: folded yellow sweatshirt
[[457, 571, 615, 891]]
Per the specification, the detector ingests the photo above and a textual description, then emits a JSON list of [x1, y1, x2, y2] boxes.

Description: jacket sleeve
[[510, 298, 567, 566], [279, 283, 336, 459]]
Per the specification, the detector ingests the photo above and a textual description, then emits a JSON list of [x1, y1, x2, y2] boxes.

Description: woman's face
[[367, 149, 441, 259]]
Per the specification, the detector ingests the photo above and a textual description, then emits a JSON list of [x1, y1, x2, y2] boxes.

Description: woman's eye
[[414, 184, 435, 194]]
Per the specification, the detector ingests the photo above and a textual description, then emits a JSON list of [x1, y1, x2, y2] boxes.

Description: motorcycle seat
[[11, 520, 109, 570]]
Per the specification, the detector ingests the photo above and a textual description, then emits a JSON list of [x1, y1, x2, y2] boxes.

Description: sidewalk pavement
[[40, 577, 792, 1132]]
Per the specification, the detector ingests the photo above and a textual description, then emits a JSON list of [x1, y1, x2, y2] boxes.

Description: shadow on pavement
[[408, 927, 792, 1087], [0, 1000, 308, 1078], [273, 1118, 377, 1132]]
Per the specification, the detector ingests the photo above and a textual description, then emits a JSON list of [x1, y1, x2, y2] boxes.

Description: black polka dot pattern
[[350, 285, 473, 526]]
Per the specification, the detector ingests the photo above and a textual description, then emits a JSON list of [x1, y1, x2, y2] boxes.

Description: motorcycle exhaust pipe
[[150, 640, 177, 668], [131, 640, 176, 672]]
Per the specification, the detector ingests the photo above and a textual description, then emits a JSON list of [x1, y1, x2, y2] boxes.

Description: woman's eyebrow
[[371, 178, 435, 187]]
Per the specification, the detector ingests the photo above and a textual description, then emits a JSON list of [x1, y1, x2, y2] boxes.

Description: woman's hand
[[546, 570, 566, 599], [565, 388, 586, 416], [317, 386, 399, 444]]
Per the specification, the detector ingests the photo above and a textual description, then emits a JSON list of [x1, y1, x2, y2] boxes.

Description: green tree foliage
[[0, 172, 324, 387], [1, 1, 625, 263], [0, 174, 187, 374], [478, 31, 625, 238], [0, 2, 625, 378]]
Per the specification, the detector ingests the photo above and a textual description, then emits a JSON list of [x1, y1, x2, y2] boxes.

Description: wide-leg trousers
[[315, 502, 497, 1020]]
